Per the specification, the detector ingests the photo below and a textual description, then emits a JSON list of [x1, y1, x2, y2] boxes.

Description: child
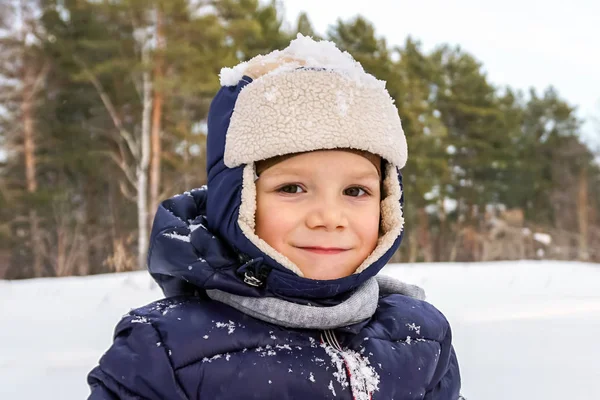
[[88, 35, 461, 400]]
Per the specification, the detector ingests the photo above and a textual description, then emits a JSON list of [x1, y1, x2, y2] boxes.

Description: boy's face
[[255, 150, 381, 280]]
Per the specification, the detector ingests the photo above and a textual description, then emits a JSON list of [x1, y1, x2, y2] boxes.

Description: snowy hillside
[[1, 261, 599, 400]]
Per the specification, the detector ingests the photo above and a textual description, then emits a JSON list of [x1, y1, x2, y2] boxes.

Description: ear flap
[[356, 162, 404, 274], [237, 163, 305, 277]]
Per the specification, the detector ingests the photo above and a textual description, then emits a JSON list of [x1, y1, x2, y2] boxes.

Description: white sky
[[280, 0, 600, 147]]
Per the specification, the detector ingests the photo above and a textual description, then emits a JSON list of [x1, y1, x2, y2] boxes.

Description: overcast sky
[[281, 0, 599, 146]]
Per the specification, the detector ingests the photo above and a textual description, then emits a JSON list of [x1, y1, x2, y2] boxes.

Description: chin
[[300, 265, 357, 281]]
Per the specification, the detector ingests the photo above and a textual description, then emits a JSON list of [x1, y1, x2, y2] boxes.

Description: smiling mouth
[[297, 247, 349, 255]]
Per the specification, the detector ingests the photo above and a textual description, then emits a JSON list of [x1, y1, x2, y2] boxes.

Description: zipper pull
[[321, 329, 344, 351], [237, 257, 269, 287]]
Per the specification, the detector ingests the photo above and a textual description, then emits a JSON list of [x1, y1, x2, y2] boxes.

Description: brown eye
[[279, 184, 304, 194], [344, 187, 366, 197]]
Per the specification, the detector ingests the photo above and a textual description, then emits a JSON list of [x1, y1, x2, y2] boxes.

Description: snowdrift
[[1, 261, 598, 399]]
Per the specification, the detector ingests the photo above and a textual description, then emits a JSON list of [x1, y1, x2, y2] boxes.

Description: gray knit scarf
[[206, 275, 425, 330]]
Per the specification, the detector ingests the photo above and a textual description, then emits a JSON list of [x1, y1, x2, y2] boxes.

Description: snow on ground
[[1, 261, 599, 399]]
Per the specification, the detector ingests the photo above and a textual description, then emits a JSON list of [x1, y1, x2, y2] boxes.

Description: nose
[[305, 195, 348, 232]]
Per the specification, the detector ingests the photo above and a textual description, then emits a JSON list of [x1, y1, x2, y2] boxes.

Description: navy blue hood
[[147, 76, 405, 302]]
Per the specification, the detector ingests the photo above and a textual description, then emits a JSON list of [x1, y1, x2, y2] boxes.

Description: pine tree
[[0, 0, 50, 277], [295, 12, 319, 39], [214, 0, 291, 61], [430, 46, 509, 214]]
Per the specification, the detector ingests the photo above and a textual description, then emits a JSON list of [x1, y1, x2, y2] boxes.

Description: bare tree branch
[[73, 56, 123, 130], [119, 179, 137, 202], [73, 55, 140, 159], [120, 127, 140, 160], [95, 150, 137, 188], [23, 62, 50, 103]]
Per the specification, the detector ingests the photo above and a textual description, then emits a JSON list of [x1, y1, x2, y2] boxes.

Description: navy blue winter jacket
[[87, 77, 461, 399]]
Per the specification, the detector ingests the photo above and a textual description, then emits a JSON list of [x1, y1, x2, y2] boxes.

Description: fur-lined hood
[[149, 35, 408, 301]]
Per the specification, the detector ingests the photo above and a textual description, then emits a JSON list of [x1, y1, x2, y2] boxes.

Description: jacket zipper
[[321, 329, 343, 351], [321, 329, 374, 400]]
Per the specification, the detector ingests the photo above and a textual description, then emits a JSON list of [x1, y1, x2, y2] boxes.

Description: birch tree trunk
[[137, 40, 152, 270]]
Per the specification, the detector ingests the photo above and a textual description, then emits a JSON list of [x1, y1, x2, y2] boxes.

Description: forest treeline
[[1, 0, 598, 279]]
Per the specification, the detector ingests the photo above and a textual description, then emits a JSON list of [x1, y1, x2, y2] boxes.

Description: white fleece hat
[[220, 34, 408, 171]]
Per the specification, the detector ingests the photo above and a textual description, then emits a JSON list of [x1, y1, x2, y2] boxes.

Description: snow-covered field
[[1, 261, 599, 399]]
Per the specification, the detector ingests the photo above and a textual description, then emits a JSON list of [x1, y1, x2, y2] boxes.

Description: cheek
[[356, 204, 381, 249], [255, 196, 274, 241], [255, 196, 295, 247]]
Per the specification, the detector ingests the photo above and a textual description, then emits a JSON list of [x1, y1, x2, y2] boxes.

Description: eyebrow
[[261, 168, 380, 181], [349, 171, 380, 181], [258, 169, 305, 179]]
